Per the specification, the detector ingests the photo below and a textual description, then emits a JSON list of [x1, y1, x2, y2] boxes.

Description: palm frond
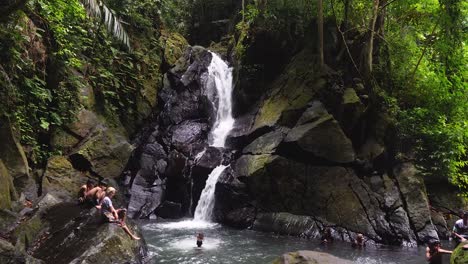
[[81, 0, 131, 50]]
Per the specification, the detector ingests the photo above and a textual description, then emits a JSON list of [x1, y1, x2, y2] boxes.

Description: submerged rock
[[272, 250, 352, 264]]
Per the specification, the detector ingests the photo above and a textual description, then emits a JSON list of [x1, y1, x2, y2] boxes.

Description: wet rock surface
[[27, 203, 146, 264], [126, 46, 220, 218], [272, 250, 353, 264]]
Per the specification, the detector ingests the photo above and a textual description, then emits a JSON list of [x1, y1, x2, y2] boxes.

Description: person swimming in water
[[426, 239, 452, 264], [196, 233, 204, 247], [352, 233, 366, 248]]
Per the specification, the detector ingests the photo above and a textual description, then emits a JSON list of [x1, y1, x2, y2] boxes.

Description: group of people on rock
[[78, 179, 140, 240]]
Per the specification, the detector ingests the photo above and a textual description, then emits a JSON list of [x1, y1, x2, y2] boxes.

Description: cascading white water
[[189, 52, 234, 222], [159, 52, 233, 228], [207, 52, 234, 148], [193, 165, 228, 221]]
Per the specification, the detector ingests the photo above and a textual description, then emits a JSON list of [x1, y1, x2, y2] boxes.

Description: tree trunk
[[242, 0, 245, 22], [318, 0, 324, 68], [343, 0, 351, 30], [364, 0, 379, 77]]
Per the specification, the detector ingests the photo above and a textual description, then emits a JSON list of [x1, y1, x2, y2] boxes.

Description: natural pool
[[141, 219, 453, 264]]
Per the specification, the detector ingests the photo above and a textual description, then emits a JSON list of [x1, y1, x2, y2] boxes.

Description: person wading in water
[[426, 240, 452, 264]]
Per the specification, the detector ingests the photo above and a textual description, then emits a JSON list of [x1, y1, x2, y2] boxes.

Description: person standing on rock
[[453, 212, 468, 243], [100, 187, 140, 240], [425, 240, 452, 264]]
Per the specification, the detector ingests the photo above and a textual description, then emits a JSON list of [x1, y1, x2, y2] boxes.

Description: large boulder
[[42, 156, 86, 202], [237, 154, 416, 244], [393, 162, 438, 242], [26, 203, 146, 264], [0, 119, 30, 193], [75, 126, 134, 179], [0, 160, 17, 209], [251, 50, 326, 131], [283, 114, 355, 163], [272, 250, 352, 264]]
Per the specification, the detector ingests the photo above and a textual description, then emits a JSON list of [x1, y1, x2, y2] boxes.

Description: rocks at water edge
[[17, 202, 146, 264], [451, 241, 468, 264], [272, 250, 352, 264]]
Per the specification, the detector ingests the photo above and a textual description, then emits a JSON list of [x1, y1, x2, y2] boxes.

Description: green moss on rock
[[252, 49, 326, 130], [451, 241, 468, 264], [0, 160, 16, 209]]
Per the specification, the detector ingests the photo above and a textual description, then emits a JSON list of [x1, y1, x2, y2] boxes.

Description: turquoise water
[[141, 219, 453, 264]]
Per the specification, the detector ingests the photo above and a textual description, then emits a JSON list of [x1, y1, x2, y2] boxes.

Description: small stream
[[141, 219, 452, 264]]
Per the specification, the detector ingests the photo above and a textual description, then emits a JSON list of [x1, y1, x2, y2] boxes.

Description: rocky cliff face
[[125, 46, 231, 219], [214, 45, 439, 245], [124, 38, 444, 246]]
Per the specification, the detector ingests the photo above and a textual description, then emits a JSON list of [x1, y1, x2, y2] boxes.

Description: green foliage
[[0, 0, 166, 166], [380, 0, 468, 192]]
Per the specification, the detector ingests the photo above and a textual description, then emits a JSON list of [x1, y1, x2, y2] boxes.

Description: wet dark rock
[[155, 201, 183, 219], [30, 203, 146, 264], [126, 46, 222, 219], [393, 162, 438, 242], [171, 121, 209, 155], [242, 127, 289, 155], [214, 167, 253, 227], [283, 114, 355, 163], [194, 147, 223, 170], [127, 173, 164, 219]]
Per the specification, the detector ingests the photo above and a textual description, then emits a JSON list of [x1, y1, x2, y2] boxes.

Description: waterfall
[[192, 52, 233, 222], [193, 165, 228, 221], [207, 52, 234, 148]]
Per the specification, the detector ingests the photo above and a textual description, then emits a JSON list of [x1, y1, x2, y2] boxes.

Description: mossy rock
[[252, 49, 326, 131], [42, 156, 86, 201], [160, 30, 189, 67], [234, 154, 279, 178], [75, 126, 134, 179], [451, 241, 468, 264], [0, 159, 17, 209], [272, 250, 352, 264], [32, 203, 146, 264], [13, 214, 47, 251], [0, 119, 30, 192]]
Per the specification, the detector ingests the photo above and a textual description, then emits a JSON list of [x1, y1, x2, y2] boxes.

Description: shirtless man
[[426, 240, 452, 264], [78, 179, 95, 203], [85, 179, 108, 206]]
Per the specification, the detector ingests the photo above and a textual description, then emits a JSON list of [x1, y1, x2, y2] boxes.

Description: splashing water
[[194, 165, 228, 221], [207, 52, 234, 148]]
